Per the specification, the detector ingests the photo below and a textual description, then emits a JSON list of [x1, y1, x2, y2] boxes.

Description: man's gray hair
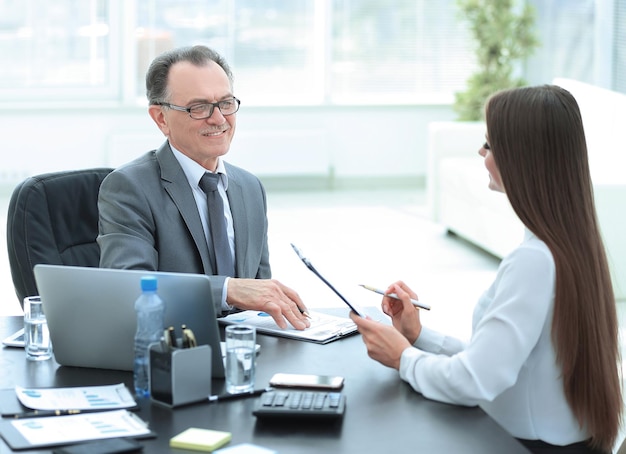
[[146, 45, 234, 105]]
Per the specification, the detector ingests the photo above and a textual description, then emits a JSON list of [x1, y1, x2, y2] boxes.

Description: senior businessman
[[97, 45, 309, 331]]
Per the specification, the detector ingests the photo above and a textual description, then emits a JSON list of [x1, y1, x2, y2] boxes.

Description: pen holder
[[149, 343, 212, 407]]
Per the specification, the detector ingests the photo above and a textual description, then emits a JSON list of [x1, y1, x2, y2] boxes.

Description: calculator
[[252, 390, 346, 419]]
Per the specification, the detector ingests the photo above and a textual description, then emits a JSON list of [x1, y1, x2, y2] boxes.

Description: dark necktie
[[198, 172, 235, 277]]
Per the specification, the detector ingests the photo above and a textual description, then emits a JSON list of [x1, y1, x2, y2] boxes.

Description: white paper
[[215, 443, 277, 454], [15, 383, 136, 411], [219, 310, 356, 342], [10, 409, 150, 445]]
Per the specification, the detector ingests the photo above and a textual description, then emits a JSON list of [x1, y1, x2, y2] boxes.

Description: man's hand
[[227, 279, 311, 330]]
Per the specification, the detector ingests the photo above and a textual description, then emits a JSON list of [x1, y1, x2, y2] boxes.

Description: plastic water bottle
[[133, 276, 165, 398]]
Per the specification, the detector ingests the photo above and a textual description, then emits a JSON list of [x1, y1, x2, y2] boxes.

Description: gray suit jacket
[[97, 141, 271, 311]]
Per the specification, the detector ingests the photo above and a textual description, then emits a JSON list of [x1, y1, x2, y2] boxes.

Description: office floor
[[1, 186, 626, 449]]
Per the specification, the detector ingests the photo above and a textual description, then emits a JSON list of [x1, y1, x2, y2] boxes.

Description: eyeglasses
[[157, 97, 240, 119]]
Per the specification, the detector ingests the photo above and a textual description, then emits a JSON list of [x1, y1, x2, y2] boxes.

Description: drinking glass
[[225, 325, 256, 394], [23, 296, 52, 361]]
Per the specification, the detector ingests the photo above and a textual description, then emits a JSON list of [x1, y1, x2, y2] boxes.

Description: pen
[[299, 307, 312, 319], [208, 387, 273, 403], [160, 336, 169, 352], [166, 326, 177, 348], [181, 325, 197, 348], [11, 409, 83, 419], [359, 285, 431, 311]]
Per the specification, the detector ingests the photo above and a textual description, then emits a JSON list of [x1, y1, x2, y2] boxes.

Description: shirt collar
[[169, 143, 229, 191]]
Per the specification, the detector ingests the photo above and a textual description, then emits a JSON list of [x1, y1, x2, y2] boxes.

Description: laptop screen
[[33, 264, 225, 378]]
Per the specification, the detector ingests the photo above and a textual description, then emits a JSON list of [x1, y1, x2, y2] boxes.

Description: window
[[526, 0, 597, 87], [330, 0, 474, 104], [0, 0, 622, 107], [134, 0, 473, 105], [0, 0, 117, 102], [615, 0, 626, 93], [136, 0, 323, 104]]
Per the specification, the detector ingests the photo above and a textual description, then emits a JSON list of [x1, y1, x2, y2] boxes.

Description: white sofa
[[428, 79, 626, 300]]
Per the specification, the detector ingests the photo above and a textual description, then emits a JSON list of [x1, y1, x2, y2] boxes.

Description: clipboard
[[290, 243, 367, 318]]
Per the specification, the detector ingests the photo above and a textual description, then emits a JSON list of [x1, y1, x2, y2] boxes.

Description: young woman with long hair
[[350, 85, 622, 453]]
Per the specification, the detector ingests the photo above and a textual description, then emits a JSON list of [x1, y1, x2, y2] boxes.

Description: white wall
[[0, 104, 455, 189]]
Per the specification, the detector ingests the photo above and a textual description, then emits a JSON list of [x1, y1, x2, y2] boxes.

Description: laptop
[[32, 264, 225, 378]]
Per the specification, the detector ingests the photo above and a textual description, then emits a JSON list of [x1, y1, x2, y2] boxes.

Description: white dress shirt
[[399, 230, 590, 445]]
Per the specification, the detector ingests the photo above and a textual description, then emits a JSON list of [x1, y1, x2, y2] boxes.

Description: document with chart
[[14, 383, 136, 411], [0, 384, 153, 450], [0, 410, 154, 450]]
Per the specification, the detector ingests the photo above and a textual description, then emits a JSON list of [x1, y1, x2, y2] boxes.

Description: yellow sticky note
[[170, 427, 232, 452]]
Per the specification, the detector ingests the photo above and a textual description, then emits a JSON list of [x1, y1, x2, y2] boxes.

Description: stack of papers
[[0, 384, 153, 450]]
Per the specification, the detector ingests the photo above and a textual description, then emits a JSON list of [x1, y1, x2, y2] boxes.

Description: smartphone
[[269, 373, 344, 390]]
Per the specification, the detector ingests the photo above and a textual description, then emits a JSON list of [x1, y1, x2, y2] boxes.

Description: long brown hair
[[485, 85, 622, 452]]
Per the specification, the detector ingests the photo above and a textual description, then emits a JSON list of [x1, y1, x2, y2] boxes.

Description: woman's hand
[[382, 281, 422, 344], [349, 312, 411, 370]]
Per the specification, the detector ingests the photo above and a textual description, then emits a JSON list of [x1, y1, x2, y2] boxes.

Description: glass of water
[[23, 296, 52, 361], [225, 325, 256, 394]]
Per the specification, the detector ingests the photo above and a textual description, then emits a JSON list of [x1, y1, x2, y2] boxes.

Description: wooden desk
[[0, 316, 529, 453]]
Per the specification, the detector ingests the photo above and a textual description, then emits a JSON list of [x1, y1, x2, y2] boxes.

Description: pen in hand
[[298, 307, 312, 319], [359, 285, 431, 311]]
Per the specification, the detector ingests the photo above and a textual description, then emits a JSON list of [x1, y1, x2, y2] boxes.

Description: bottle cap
[[140, 276, 158, 292]]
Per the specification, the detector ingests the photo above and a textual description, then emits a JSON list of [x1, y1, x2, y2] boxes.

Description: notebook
[[32, 264, 225, 377]]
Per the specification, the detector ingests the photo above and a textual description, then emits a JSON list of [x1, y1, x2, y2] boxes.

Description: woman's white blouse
[[399, 231, 589, 445]]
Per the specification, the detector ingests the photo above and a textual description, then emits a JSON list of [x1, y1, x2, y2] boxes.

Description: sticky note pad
[[170, 427, 232, 452]]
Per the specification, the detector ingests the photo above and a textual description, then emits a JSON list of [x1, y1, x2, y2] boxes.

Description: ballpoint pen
[[181, 325, 197, 348], [208, 387, 274, 403], [11, 409, 84, 419], [359, 285, 431, 311], [166, 326, 177, 348], [298, 307, 312, 319]]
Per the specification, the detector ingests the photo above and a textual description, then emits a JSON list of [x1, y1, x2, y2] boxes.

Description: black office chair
[[6, 168, 114, 309]]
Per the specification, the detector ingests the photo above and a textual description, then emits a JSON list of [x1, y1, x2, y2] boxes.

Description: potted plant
[[454, 0, 539, 121]]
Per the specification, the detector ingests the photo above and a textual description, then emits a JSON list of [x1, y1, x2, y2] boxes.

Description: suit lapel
[[156, 143, 215, 274], [225, 173, 248, 277]]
